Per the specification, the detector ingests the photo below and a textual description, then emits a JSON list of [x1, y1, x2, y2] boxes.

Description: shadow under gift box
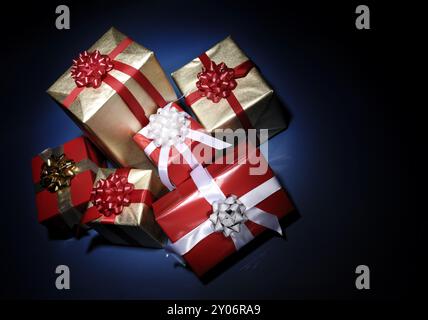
[[171, 36, 289, 144], [81, 168, 167, 248], [47, 27, 177, 169], [153, 146, 294, 277], [31, 136, 106, 239]]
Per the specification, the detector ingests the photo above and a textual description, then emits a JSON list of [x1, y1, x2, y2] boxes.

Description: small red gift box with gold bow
[[81, 167, 167, 248], [31, 136, 105, 238], [133, 102, 231, 190], [153, 146, 294, 277], [47, 27, 177, 169], [171, 36, 288, 143]]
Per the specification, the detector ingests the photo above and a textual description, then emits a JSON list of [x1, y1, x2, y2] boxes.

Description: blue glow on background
[[0, 1, 405, 299]]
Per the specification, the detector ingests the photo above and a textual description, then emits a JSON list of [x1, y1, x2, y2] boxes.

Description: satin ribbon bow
[[196, 61, 238, 103], [145, 105, 191, 148], [140, 103, 231, 191], [210, 195, 247, 237], [185, 53, 255, 130], [71, 50, 114, 88], [40, 154, 77, 193], [90, 173, 134, 217]]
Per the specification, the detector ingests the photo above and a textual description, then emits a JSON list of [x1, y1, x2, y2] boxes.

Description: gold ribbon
[[40, 154, 77, 192], [35, 146, 99, 228]]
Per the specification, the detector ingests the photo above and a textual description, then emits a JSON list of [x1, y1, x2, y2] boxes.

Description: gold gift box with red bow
[[171, 36, 288, 143], [81, 167, 167, 248], [47, 27, 177, 169]]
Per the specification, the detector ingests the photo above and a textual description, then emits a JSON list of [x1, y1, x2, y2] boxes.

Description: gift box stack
[[32, 27, 294, 277]]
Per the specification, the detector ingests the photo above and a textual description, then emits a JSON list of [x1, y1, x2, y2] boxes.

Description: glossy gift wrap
[[48, 27, 177, 168], [172, 36, 288, 143], [153, 147, 294, 276], [31, 136, 105, 238], [133, 102, 231, 190], [82, 167, 167, 248]]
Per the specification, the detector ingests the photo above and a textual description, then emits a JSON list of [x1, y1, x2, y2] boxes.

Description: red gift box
[[31, 136, 105, 236], [153, 146, 294, 276], [133, 102, 231, 190]]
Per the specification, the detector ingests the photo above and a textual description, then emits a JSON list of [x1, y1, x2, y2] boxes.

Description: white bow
[[210, 195, 247, 237], [140, 103, 231, 190]]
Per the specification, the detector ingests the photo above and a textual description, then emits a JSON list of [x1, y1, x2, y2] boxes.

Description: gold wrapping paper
[[48, 27, 177, 168], [171, 36, 288, 141], [87, 168, 167, 248]]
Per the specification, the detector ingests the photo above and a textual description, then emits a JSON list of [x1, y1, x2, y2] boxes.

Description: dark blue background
[[0, 1, 409, 299]]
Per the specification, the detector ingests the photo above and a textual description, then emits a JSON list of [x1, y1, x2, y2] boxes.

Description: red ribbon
[[81, 168, 154, 225], [90, 172, 135, 217], [196, 61, 237, 103], [185, 53, 254, 130], [63, 37, 168, 127]]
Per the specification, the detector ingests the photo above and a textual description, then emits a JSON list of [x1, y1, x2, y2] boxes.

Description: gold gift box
[[171, 36, 288, 142], [48, 27, 177, 169], [86, 168, 167, 248]]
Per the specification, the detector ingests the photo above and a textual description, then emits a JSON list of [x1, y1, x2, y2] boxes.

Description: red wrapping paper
[[133, 102, 218, 188], [31, 137, 105, 233], [153, 147, 294, 276]]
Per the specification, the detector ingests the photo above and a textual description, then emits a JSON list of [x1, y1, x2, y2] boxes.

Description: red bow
[[196, 61, 238, 103], [185, 53, 255, 130], [90, 173, 134, 217], [71, 50, 114, 88]]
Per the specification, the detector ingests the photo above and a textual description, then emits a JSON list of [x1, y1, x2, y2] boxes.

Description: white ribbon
[[158, 145, 174, 191], [139, 103, 231, 190], [167, 165, 283, 256], [190, 164, 226, 204]]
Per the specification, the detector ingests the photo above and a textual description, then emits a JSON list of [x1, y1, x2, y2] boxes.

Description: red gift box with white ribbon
[[133, 102, 231, 190], [153, 146, 294, 276]]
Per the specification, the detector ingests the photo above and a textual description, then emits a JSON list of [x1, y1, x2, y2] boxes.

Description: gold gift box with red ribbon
[[47, 27, 177, 169], [171, 36, 288, 143], [81, 167, 167, 248]]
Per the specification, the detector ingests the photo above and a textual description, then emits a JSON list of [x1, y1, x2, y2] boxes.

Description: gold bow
[[40, 154, 77, 192]]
